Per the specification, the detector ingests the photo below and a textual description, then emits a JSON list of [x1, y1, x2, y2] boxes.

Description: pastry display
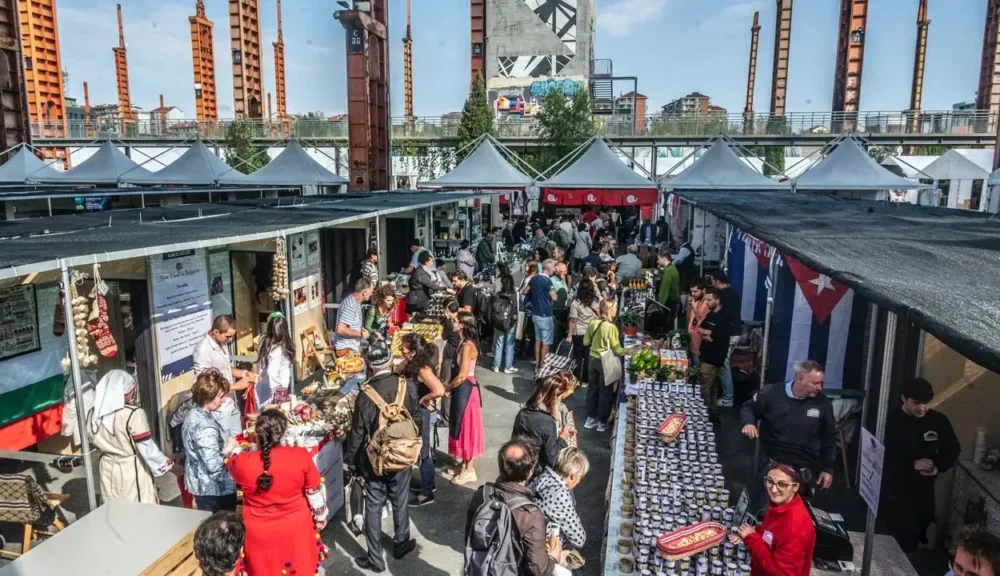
[[335, 355, 365, 374], [656, 521, 727, 560], [657, 413, 687, 443]]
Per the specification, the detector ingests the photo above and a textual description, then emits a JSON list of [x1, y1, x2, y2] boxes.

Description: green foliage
[[751, 145, 786, 176], [291, 111, 345, 138], [911, 145, 952, 156], [456, 77, 494, 161], [532, 90, 596, 170], [223, 119, 271, 174], [867, 146, 888, 164]]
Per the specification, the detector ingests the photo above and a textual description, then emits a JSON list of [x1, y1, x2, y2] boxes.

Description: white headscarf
[[90, 369, 136, 434]]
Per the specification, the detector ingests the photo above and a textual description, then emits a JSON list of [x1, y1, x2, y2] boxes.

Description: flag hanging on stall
[[765, 254, 869, 390], [727, 228, 773, 323]]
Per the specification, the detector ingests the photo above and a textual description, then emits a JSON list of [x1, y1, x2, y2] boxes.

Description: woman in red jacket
[[730, 463, 816, 576]]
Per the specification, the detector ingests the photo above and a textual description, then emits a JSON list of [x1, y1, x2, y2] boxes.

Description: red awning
[[543, 188, 658, 207], [542, 189, 563, 205]]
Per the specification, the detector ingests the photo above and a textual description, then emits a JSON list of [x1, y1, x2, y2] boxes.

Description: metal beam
[[770, 0, 794, 116], [832, 0, 869, 131], [744, 11, 762, 134]]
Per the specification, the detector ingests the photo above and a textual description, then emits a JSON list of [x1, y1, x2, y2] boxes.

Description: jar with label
[[738, 563, 751, 576], [695, 556, 708, 576], [711, 560, 724, 575]]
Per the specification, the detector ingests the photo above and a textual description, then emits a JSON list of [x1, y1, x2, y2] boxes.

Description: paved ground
[[322, 356, 612, 576]]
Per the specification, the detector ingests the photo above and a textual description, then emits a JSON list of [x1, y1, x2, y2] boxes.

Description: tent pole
[[699, 209, 706, 276], [47, 197, 52, 217], [489, 135, 544, 178], [536, 136, 595, 180], [60, 262, 99, 512], [660, 139, 710, 180], [722, 223, 731, 273], [858, 302, 879, 483], [759, 251, 777, 392], [283, 234, 297, 395], [862, 309, 897, 576]]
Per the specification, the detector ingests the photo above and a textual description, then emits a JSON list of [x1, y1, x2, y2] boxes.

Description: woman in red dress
[[228, 409, 329, 576], [729, 463, 816, 576]]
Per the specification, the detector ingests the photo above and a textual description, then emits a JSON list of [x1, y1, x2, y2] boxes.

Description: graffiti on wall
[[498, 0, 579, 78], [488, 78, 583, 118]]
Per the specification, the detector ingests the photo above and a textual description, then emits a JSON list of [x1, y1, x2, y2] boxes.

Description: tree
[[456, 76, 494, 161], [867, 146, 888, 164], [223, 118, 271, 174], [533, 90, 596, 171], [751, 145, 786, 177]]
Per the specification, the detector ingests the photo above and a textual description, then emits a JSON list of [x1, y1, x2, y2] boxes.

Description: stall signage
[[859, 427, 885, 514], [151, 249, 212, 381], [0, 285, 40, 361]]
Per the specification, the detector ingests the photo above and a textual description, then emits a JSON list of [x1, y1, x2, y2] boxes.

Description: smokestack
[[744, 11, 761, 133], [831, 0, 869, 131], [117, 3, 125, 48], [908, 0, 929, 149], [769, 0, 794, 117], [83, 81, 92, 137]]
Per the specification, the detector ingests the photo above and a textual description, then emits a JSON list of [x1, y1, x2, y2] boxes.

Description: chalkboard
[[0, 285, 40, 361]]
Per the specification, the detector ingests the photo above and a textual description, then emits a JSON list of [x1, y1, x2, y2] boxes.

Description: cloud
[[598, 0, 668, 38]]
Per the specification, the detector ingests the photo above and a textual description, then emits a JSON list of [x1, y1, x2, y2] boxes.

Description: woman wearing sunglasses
[[729, 463, 816, 576]]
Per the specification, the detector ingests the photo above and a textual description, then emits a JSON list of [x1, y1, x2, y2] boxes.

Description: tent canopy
[[29, 139, 153, 185], [218, 138, 347, 186], [662, 139, 789, 191], [675, 190, 1000, 374], [421, 139, 532, 189], [123, 138, 242, 186], [0, 146, 63, 183], [793, 137, 932, 191], [921, 149, 991, 181], [539, 138, 654, 190]]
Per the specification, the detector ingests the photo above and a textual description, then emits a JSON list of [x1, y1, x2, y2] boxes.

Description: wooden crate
[[141, 529, 202, 576]]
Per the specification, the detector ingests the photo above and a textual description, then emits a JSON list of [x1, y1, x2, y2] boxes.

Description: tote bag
[[588, 320, 622, 385]]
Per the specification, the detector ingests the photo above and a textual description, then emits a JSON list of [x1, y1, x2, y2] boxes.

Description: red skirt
[[448, 385, 485, 462]]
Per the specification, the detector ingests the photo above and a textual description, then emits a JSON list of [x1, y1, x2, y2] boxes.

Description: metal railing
[[29, 109, 1000, 142]]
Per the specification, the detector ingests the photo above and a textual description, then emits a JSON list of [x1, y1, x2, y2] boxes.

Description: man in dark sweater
[[697, 287, 731, 424], [711, 269, 742, 407], [741, 359, 836, 508], [345, 341, 420, 571], [881, 377, 960, 552]]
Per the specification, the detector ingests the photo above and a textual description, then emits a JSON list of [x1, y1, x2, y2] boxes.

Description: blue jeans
[[419, 407, 436, 497], [718, 336, 738, 401], [493, 327, 516, 371]]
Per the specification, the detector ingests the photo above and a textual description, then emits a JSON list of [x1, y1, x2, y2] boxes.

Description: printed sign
[[151, 249, 212, 381], [292, 277, 308, 317], [306, 232, 320, 268], [859, 427, 885, 514], [307, 272, 323, 310], [289, 233, 306, 272], [0, 285, 40, 361]]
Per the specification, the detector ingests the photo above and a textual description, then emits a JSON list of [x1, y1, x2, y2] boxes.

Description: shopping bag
[[515, 311, 526, 340]]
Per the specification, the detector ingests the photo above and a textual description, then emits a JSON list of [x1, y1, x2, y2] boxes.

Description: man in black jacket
[[406, 250, 442, 316], [741, 359, 836, 509], [881, 377, 960, 552], [345, 341, 420, 572]]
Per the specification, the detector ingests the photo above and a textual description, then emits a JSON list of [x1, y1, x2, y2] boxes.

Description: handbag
[[594, 321, 623, 386]]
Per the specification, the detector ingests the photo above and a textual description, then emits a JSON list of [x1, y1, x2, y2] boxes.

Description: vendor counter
[[811, 532, 915, 576], [0, 500, 209, 576], [949, 459, 1000, 542]]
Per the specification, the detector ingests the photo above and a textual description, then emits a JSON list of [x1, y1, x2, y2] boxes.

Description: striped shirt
[[334, 294, 364, 353]]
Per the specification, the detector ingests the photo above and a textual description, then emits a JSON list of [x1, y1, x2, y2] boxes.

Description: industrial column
[[230, 0, 263, 119], [471, 0, 486, 81], [831, 0, 868, 132], [981, 0, 1000, 168], [19, 0, 68, 165], [83, 81, 92, 138], [0, 0, 30, 162], [769, 0, 793, 118], [189, 0, 219, 122], [339, 1, 389, 192], [403, 0, 414, 122], [113, 4, 133, 134], [908, 0, 929, 151], [273, 0, 286, 119], [743, 11, 761, 134]]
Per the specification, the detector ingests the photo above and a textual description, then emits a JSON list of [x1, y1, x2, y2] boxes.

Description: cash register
[[807, 503, 854, 562]]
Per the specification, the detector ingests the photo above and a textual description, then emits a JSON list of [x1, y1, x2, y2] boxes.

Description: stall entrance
[[385, 217, 416, 274], [322, 228, 367, 304], [229, 251, 277, 356]]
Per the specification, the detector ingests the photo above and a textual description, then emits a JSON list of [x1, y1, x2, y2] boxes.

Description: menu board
[[151, 249, 212, 381], [0, 285, 40, 360]]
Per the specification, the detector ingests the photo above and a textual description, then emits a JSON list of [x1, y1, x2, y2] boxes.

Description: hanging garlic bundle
[[270, 236, 290, 302], [68, 271, 98, 367]]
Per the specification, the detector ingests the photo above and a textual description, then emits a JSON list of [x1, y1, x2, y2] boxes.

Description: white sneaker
[[717, 398, 734, 408], [504, 367, 519, 375], [584, 417, 599, 430], [597, 423, 608, 432]]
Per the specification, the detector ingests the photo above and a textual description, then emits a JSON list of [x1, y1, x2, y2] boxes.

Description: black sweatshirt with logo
[[741, 383, 837, 475]]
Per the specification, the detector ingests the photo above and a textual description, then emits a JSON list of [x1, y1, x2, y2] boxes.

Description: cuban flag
[[766, 254, 869, 390], [727, 229, 771, 323]]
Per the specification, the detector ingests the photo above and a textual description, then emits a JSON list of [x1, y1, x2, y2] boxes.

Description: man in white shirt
[[334, 279, 374, 356], [404, 238, 429, 274], [192, 314, 258, 437]]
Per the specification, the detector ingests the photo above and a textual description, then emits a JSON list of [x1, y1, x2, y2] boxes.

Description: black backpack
[[491, 294, 517, 332], [464, 483, 533, 576], [474, 287, 493, 328]]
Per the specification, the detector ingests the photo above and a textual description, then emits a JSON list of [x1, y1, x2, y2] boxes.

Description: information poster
[[290, 233, 306, 272], [292, 277, 308, 316], [859, 427, 885, 514], [307, 272, 322, 309], [151, 249, 212, 381], [306, 232, 320, 267], [0, 285, 40, 361], [207, 249, 233, 318]]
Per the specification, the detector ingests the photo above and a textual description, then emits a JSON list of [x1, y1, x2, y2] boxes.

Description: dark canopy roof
[[0, 146, 63, 183], [218, 138, 346, 186], [421, 139, 532, 189], [662, 139, 789, 191], [123, 138, 242, 186], [539, 138, 654, 189], [793, 137, 933, 191], [30, 139, 153, 184], [676, 190, 1000, 373]]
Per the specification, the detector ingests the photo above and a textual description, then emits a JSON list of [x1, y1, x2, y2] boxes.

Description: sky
[[56, 0, 988, 119]]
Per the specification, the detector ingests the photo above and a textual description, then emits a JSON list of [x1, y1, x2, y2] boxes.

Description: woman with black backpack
[[491, 273, 519, 374]]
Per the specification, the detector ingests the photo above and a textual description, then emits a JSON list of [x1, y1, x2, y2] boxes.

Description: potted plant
[[686, 365, 703, 383], [621, 312, 640, 337], [656, 365, 675, 382]]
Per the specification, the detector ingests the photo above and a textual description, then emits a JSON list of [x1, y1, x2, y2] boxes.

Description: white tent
[[123, 138, 243, 186], [661, 138, 789, 191], [29, 139, 153, 185], [921, 150, 992, 211], [793, 136, 932, 201], [0, 146, 63, 183], [539, 138, 654, 189], [421, 139, 532, 188], [218, 138, 347, 187]]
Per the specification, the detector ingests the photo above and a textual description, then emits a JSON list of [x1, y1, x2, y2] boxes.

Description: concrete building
[[486, 0, 595, 80], [615, 91, 647, 134], [660, 92, 728, 120]]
